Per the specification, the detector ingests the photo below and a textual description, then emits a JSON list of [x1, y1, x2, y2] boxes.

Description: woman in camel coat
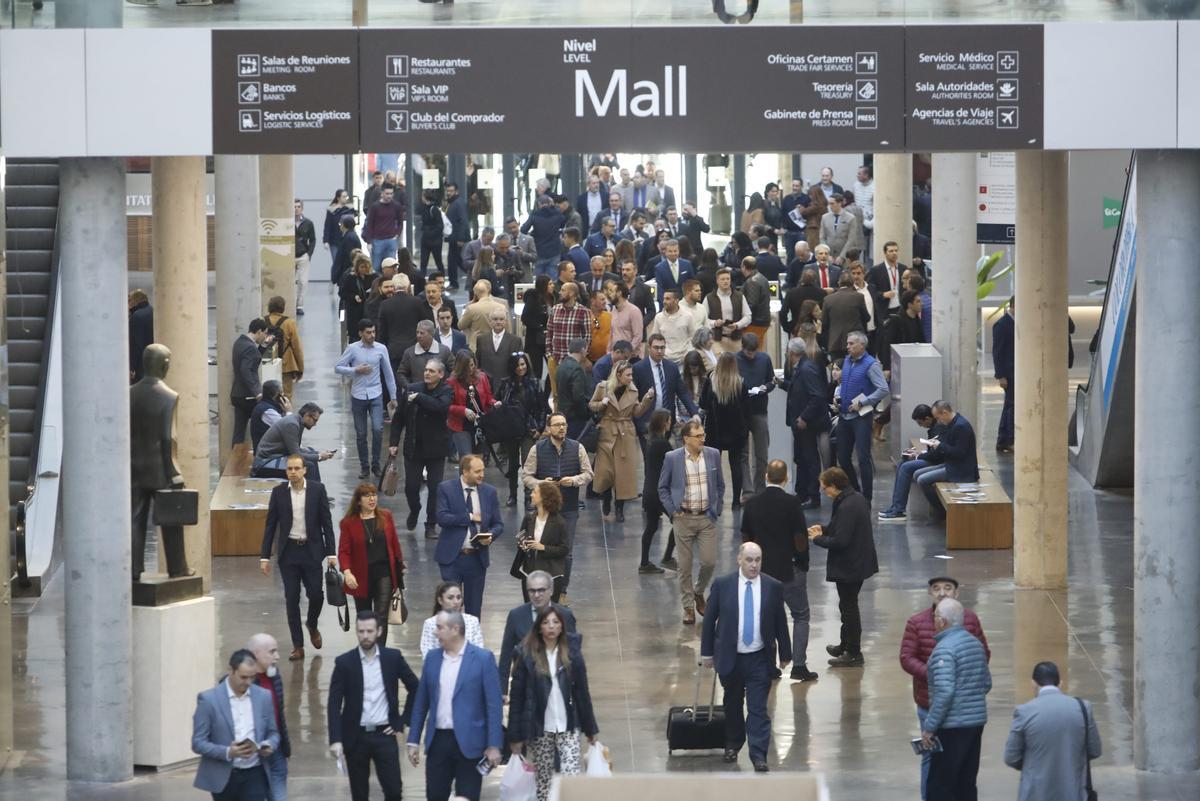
[[587, 360, 655, 522]]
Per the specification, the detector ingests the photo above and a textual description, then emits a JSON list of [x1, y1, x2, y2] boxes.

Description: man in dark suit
[[231, 318, 270, 447], [260, 455, 337, 661], [652, 170, 676, 215], [751, 237, 785, 283], [390, 358, 453, 537], [741, 461, 816, 681], [444, 182, 470, 289], [582, 253, 620, 296], [575, 175, 609, 232], [653, 239, 694, 309], [435, 455, 504, 618], [496, 570, 578, 696], [584, 217, 619, 259], [783, 339, 831, 508], [700, 542, 793, 772], [810, 244, 842, 294], [915, 400, 980, 521], [783, 241, 817, 289], [591, 191, 629, 234], [632, 334, 699, 437], [376, 275, 428, 374], [867, 240, 907, 324], [618, 259, 656, 327], [679, 202, 710, 255], [328, 611, 419, 801], [474, 307, 523, 382], [991, 299, 1014, 453], [822, 275, 870, 362], [407, 611, 504, 801]]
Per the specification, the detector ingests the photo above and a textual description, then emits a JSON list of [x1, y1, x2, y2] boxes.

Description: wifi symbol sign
[[261, 219, 279, 235]]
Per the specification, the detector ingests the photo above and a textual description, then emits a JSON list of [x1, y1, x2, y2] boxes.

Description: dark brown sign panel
[[358, 27, 907, 153], [904, 25, 1044, 150], [212, 29, 359, 154]]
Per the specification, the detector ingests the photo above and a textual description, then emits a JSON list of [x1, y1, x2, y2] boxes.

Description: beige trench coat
[[588, 381, 654, 500]]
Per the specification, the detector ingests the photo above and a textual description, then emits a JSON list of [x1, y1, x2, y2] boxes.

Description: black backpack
[[266, 314, 290, 359]]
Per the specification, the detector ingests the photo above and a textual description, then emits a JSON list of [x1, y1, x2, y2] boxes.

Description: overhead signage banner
[[358, 27, 907, 152], [212, 29, 360, 154], [905, 25, 1044, 150]]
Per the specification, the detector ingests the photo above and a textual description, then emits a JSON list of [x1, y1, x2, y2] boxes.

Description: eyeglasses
[[528, 587, 550, 594], [685, 432, 706, 439]]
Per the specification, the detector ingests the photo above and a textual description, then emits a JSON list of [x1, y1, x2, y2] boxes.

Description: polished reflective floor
[[3, 275, 1195, 800]]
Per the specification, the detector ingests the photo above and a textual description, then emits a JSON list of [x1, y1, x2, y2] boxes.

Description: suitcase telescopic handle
[[692, 665, 719, 716]]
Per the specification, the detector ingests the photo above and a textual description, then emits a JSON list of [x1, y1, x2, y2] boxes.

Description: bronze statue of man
[[130, 343, 194, 581]]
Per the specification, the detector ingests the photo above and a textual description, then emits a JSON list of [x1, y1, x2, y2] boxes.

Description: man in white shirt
[[699, 542, 791, 773], [852, 164, 876, 258], [680, 279, 709, 331], [706, 268, 751, 353], [649, 288, 700, 364]]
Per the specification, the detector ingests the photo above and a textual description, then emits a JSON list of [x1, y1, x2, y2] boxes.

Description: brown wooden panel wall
[[127, 216, 217, 271]]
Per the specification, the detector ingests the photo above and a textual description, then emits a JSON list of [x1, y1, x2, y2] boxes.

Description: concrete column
[[1012, 590, 1069, 705], [352, 0, 368, 25], [732, 155, 746, 222], [60, 158, 133, 782], [501, 154, 516, 224], [872, 153, 913, 265], [683, 157, 698, 210], [931, 152, 980, 420], [258, 155, 295, 315], [1133, 150, 1200, 772], [0, 154, 11, 768], [557, 154, 581, 200], [406, 156, 419, 249], [216, 156, 261, 465], [447, 154, 468, 199], [150, 157, 211, 589], [1013, 150, 1068, 590], [56, 0, 121, 27]]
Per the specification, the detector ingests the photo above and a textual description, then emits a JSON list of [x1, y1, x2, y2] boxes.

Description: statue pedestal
[[133, 595, 216, 769], [132, 573, 203, 607]]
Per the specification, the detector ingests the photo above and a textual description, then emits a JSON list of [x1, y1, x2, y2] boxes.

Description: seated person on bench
[[914, 400, 979, 522], [877, 404, 948, 523], [252, 401, 335, 480]]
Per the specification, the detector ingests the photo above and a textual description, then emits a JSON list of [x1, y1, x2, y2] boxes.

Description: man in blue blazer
[[583, 218, 619, 259], [260, 455, 338, 661], [700, 542, 792, 772], [658, 420, 725, 624], [497, 570, 578, 696], [192, 649, 281, 800], [653, 240, 694, 309], [915, 400, 980, 520], [632, 333, 699, 437], [328, 611, 420, 801], [407, 611, 504, 801], [435, 455, 504, 618], [991, 299, 1014, 452]]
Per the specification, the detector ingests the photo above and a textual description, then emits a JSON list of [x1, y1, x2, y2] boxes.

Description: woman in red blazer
[[446, 349, 497, 461], [338, 483, 405, 644]]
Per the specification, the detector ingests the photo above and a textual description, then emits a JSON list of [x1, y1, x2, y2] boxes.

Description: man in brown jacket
[[820, 274, 869, 363], [266, 296, 304, 399]]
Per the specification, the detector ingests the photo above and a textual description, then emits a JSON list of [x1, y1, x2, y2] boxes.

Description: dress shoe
[[722, 748, 738, 763], [615, 508, 625, 523], [771, 667, 782, 679], [753, 760, 769, 773], [406, 512, 418, 531], [827, 652, 865, 668], [424, 527, 439, 540], [660, 557, 678, 570], [731, 502, 742, 511], [682, 609, 696, 625], [638, 563, 665, 574], [288, 647, 304, 661], [577, 501, 586, 511], [168, 568, 197, 578], [308, 626, 323, 649], [791, 665, 819, 682], [801, 498, 821, 510], [558, 592, 570, 607], [694, 593, 707, 616], [358, 469, 370, 480], [505, 495, 518, 507], [603, 514, 616, 524], [371, 466, 382, 477], [826, 643, 846, 657]]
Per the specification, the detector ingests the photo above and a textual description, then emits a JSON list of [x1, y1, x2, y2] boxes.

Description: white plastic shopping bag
[[584, 741, 612, 777], [499, 754, 538, 801]]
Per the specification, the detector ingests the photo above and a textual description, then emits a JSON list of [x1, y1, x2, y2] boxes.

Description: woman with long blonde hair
[[699, 352, 750, 507]]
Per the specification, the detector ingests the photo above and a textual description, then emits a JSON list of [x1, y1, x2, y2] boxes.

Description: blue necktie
[[742, 581, 754, 646]]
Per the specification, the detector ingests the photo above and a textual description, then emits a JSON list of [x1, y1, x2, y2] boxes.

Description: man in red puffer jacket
[[900, 576, 990, 801]]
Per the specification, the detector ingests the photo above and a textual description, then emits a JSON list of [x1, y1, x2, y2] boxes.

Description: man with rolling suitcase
[[699, 542, 792, 772]]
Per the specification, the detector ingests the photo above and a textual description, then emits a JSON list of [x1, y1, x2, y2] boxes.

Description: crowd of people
[[186, 158, 1098, 801]]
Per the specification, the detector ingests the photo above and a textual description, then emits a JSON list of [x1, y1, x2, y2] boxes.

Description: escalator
[[1069, 153, 1136, 488], [5, 158, 62, 594]]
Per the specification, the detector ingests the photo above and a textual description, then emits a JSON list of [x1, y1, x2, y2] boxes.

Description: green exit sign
[[1103, 197, 1122, 229]]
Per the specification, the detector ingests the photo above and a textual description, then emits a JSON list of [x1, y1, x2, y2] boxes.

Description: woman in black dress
[[638, 409, 675, 574], [520, 275, 554, 383], [495, 352, 545, 507], [338, 252, 373, 343], [700, 352, 750, 509], [514, 481, 570, 602]]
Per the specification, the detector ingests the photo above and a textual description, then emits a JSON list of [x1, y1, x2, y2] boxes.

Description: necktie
[[742, 581, 754, 646], [821, 266, 828, 288], [655, 362, 666, 408], [834, 214, 840, 228], [465, 487, 478, 538]]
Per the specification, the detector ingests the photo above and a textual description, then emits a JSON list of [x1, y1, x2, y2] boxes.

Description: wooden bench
[[935, 466, 1013, 550], [210, 443, 276, 556]]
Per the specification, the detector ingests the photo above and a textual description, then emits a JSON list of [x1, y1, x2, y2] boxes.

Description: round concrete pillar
[[931, 152, 980, 420], [258, 155, 295, 317], [871, 153, 913, 265]]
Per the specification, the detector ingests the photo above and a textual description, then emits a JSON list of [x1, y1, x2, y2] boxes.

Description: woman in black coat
[[338, 254, 373, 342], [495, 352, 546, 507], [699, 352, 750, 507], [514, 481, 570, 602], [508, 606, 599, 801], [639, 409, 674, 574], [520, 276, 554, 383], [807, 466, 879, 667]]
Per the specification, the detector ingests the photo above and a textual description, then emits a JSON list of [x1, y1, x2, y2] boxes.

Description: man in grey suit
[[475, 307, 524, 382], [1004, 661, 1102, 801], [192, 649, 281, 801], [819, 193, 865, 266], [231, 318, 271, 448], [658, 419, 726, 625]]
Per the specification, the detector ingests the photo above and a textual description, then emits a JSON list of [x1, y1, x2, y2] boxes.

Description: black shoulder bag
[[1076, 697, 1097, 801]]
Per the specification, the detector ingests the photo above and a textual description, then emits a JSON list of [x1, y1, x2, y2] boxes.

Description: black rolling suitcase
[[666, 666, 725, 753]]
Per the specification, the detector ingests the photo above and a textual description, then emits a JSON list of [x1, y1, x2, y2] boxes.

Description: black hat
[[928, 576, 959, 588]]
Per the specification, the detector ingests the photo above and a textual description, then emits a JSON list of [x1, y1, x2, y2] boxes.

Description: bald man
[[248, 633, 291, 801], [700, 542, 792, 772]]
